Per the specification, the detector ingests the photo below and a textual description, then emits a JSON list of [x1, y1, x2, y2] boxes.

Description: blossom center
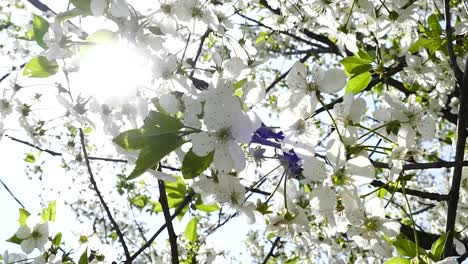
[[364, 217, 378, 231], [161, 4, 172, 14], [331, 169, 346, 186], [216, 128, 231, 143]]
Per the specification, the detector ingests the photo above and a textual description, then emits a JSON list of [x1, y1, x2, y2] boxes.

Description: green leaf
[[24, 153, 36, 163], [127, 134, 184, 180], [70, 0, 92, 14], [195, 202, 220, 213], [345, 71, 371, 94], [113, 111, 185, 180], [80, 29, 116, 55], [233, 78, 247, 89], [357, 50, 374, 62], [430, 233, 448, 261], [376, 188, 388, 198], [392, 236, 425, 258], [25, 15, 49, 49], [53, 232, 62, 246], [78, 248, 89, 264], [409, 37, 432, 53], [19, 208, 30, 226], [148, 26, 163, 35], [57, 9, 82, 22], [6, 234, 23, 245], [184, 217, 198, 242], [427, 14, 442, 36], [384, 257, 411, 264], [255, 31, 268, 44], [41, 200, 56, 222], [340, 56, 372, 75], [113, 111, 183, 150], [182, 149, 214, 179], [23, 56, 59, 78]]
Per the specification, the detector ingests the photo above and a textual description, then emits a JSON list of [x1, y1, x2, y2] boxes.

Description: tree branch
[[370, 180, 449, 201], [371, 160, 468, 171], [444, 57, 468, 257], [79, 129, 131, 262], [130, 190, 195, 262], [158, 179, 179, 264], [443, 0, 463, 83]]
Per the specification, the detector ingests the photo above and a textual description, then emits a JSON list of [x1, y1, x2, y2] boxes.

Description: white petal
[[228, 141, 246, 172], [191, 133, 215, 156], [346, 156, 375, 185], [397, 124, 416, 148], [15, 226, 31, 239], [20, 239, 35, 254], [317, 68, 347, 94], [286, 62, 307, 91], [222, 58, 245, 78], [91, 0, 108, 16], [302, 156, 327, 182], [109, 0, 129, 17], [326, 139, 347, 169]]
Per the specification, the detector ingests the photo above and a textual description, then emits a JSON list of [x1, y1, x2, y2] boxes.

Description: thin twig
[[261, 237, 281, 264], [79, 129, 131, 262], [157, 179, 179, 264], [190, 30, 211, 78], [265, 53, 313, 94], [0, 177, 26, 208]]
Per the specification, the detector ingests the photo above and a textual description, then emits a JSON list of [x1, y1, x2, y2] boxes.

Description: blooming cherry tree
[[0, 0, 467, 263]]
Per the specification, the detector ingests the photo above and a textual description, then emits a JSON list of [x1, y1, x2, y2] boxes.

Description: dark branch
[[130, 190, 195, 262], [370, 180, 449, 201], [444, 57, 468, 257], [79, 129, 131, 262], [371, 160, 468, 171], [158, 179, 179, 264], [443, 0, 463, 83]]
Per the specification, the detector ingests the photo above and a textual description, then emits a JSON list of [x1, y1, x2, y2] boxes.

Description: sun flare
[[76, 39, 152, 106]]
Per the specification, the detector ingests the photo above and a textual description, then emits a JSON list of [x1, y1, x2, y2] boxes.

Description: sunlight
[[76, 39, 152, 105]]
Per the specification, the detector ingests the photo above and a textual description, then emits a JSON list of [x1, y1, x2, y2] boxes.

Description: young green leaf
[[182, 149, 214, 179], [78, 248, 89, 264], [430, 233, 448, 261], [6, 234, 23, 245], [70, 0, 92, 14], [127, 134, 184, 180], [384, 257, 411, 264], [184, 217, 198, 242], [23, 56, 59, 78], [19, 208, 30, 226], [41, 200, 56, 222], [53, 232, 62, 246], [24, 153, 36, 163], [340, 56, 372, 75], [195, 202, 220, 213], [345, 71, 371, 94], [25, 15, 49, 49]]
